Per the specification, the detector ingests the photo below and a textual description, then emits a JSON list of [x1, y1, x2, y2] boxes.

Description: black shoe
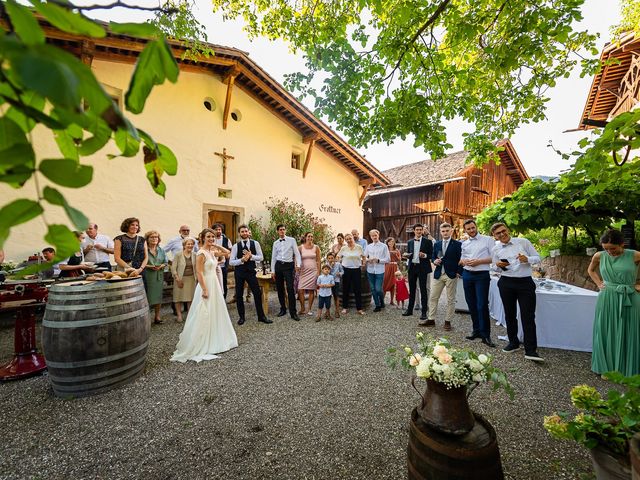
[[481, 337, 496, 348], [373, 306, 382, 312], [237, 317, 245, 325], [380, 303, 385, 308], [502, 343, 520, 353], [259, 317, 273, 324], [419, 313, 427, 320], [418, 319, 435, 327], [525, 352, 544, 362], [465, 333, 481, 340], [291, 315, 301, 321], [402, 311, 413, 317], [277, 309, 287, 317]]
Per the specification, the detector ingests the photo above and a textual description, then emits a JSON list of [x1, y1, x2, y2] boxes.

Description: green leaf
[[157, 143, 178, 175], [109, 22, 162, 38], [39, 159, 93, 188], [0, 199, 43, 229], [42, 186, 89, 230], [54, 129, 79, 161], [114, 127, 141, 157], [5, 91, 48, 132], [0, 117, 35, 186], [32, 2, 106, 38], [144, 159, 167, 197], [5, 0, 45, 45], [125, 39, 179, 114], [44, 224, 80, 260]]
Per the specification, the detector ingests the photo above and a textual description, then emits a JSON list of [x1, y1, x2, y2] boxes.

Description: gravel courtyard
[[0, 296, 604, 480]]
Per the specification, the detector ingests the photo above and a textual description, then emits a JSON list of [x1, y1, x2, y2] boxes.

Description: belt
[[276, 260, 293, 264], [606, 283, 635, 308]]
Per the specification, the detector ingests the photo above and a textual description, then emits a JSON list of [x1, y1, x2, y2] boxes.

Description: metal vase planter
[[590, 446, 632, 480]]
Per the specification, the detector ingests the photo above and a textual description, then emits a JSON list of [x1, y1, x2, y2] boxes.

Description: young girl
[[327, 252, 343, 318], [394, 270, 410, 309]]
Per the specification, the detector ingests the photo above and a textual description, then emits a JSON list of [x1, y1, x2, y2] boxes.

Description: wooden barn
[[363, 139, 529, 242]]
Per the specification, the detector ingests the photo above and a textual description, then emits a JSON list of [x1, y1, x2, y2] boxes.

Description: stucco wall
[[1, 60, 365, 260]]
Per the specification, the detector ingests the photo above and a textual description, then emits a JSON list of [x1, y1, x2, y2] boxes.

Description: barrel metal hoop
[[48, 355, 146, 383], [45, 341, 149, 368], [47, 286, 141, 301], [51, 362, 146, 392], [43, 306, 149, 329], [44, 294, 147, 311], [49, 279, 141, 293]]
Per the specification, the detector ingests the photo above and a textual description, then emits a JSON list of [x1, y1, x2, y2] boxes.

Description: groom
[[229, 225, 272, 325]]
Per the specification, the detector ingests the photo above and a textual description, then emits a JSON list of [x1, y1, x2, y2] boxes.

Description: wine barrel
[[42, 278, 150, 398], [408, 408, 504, 480], [338, 267, 372, 309]]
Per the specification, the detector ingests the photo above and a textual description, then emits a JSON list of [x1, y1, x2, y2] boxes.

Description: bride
[[171, 228, 238, 362]]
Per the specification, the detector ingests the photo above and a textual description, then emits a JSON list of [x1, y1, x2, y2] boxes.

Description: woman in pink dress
[[382, 237, 401, 305], [298, 232, 321, 315]]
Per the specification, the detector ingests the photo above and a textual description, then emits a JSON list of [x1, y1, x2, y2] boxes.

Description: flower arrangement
[[386, 333, 514, 398], [543, 371, 640, 457]]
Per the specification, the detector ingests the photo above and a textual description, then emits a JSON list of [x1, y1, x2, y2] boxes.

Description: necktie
[[243, 241, 248, 250], [443, 240, 448, 255]]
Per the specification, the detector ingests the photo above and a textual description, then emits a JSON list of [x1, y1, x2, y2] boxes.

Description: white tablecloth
[[455, 277, 598, 352]]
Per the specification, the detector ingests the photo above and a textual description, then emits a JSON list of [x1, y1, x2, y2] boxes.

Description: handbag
[[117, 235, 140, 271]]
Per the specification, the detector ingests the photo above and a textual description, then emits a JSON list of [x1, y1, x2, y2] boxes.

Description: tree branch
[[60, 0, 178, 14]]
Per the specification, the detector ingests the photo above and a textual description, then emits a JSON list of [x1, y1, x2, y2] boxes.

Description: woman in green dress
[[144, 230, 168, 325], [587, 229, 640, 377]]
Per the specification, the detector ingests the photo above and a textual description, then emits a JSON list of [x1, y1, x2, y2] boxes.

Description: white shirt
[[338, 245, 364, 269], [271, 236, 302, 270], [364, 241, 390, 274], [461, 234, 494, 272], [229, 239, 264, 266], [81, 233, 114, 263], [165, 235, 199, 257], [492, 237, 541, 278], [412, 238, 423, 264]]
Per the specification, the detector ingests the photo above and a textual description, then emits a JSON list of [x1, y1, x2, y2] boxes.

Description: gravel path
[[0, 295, 604, 480]]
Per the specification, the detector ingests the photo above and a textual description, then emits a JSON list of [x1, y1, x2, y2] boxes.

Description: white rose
[[472, 373, 485, 382], [409, 354, 422, 367], [478, 354, 489, 364], [469, 359, 483, 372], [415, 359, 432, 378]]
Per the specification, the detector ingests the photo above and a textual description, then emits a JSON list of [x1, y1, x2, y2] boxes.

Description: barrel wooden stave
[[42, 279, 150, 398], [338, 268, 372, 309], [408, 408, 504, 480]]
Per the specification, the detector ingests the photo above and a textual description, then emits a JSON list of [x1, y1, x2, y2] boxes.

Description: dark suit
[[216, 234, 231, 298], [428, 238, 463, 322], [405, 237, 433, 314]]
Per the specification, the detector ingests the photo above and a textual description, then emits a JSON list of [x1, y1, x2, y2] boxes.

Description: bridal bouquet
[[386, 333, 513, 398]]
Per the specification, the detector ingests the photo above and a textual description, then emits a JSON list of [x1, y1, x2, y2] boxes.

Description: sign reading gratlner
[[319, 204, 342, 214]]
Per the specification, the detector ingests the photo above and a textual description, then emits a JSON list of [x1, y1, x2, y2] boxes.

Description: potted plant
[[543, 372, 640, 480], [386, 333, 513, 435]]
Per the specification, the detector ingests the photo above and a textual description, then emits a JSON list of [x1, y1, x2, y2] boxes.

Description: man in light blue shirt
[[352, 229, 368, 250], [364, 229, 390, 312], [270, 224, 302, 321]]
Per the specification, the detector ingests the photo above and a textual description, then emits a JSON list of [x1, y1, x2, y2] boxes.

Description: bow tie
[[279, 238, 285, 242]]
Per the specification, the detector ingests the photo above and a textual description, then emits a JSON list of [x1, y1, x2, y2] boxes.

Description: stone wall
[[540, 255, 597, 291]]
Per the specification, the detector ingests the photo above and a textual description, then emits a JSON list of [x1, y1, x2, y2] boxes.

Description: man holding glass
[[424, 223, 463, 330], [490, 222, 543, 362]]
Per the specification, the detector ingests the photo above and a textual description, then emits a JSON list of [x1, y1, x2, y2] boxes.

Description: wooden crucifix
[[214, 148, 234, 184]]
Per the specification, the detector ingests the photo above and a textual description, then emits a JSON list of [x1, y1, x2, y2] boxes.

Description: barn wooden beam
[[80, 40, 94, 66], [303, 132, 321, 143], [222, 65, 242, 130], [302, 138, 315, 178], [359, 184, 371, 206], [359, 178, 375, 187]]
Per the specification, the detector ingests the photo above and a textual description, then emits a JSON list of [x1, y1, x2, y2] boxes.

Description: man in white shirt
[[351, 229, 368, 250], [165, 225, 199, 258], [271, 224, 302, 321], [490, 222, 544, 362], [364, 229, 390, 312], [460, 219, 496, 347], [82, 223, 114, 270]]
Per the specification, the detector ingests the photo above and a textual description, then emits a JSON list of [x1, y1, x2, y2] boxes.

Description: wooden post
[[302, 133, 320, 178], [222, 65, 241, 130]]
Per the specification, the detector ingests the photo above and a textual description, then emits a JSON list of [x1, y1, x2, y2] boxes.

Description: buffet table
[[455, 277, 598, 352]]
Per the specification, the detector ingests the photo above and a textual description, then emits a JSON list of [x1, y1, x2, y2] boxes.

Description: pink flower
[[433, 345, 448, 356], [409, 354, 422, 367], [438, 353, 453, 364]]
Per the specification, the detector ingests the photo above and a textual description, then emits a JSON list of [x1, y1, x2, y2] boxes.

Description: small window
[[470, 169, 483, 190], [291, 152, 302, 170], [203, 97, 216, 112], [218, 189, 232, 199], [230, 109, 242, 121]]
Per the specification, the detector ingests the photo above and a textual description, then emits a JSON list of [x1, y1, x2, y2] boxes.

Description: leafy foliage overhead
[[0, 0, 204, 269], [212, 0, 598, 162]]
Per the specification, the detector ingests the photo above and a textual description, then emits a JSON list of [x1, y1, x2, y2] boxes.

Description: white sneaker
[[524, 352, 544, 362]]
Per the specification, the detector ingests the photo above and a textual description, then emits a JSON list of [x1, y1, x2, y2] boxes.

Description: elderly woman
[[298, 231, 321, 315], [114, 217, 148, 275], [171, 237, 197, 323], [59, 231, 94, 278], [587, 229, 640, 377], [337, 233, 365, 315], [143, 230, 167, 325], [331, 233, 345, 255]]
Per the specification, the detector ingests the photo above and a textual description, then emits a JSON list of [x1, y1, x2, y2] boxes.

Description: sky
[[95, 0, 622, 177]]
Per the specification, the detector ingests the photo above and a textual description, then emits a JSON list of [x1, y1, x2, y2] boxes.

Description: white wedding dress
[[171, 250, 238, 362]]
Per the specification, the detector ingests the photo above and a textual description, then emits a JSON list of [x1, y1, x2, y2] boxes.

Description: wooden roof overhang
[[38, 21, 390, 187], [578, 33, 640, 130], [494, 139, 529, 187]]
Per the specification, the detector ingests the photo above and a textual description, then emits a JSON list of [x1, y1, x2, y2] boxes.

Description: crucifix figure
[[214, 148, 235, 184]]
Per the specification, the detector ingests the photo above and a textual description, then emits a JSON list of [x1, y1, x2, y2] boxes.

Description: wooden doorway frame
[[202, 203, 245, 242]]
